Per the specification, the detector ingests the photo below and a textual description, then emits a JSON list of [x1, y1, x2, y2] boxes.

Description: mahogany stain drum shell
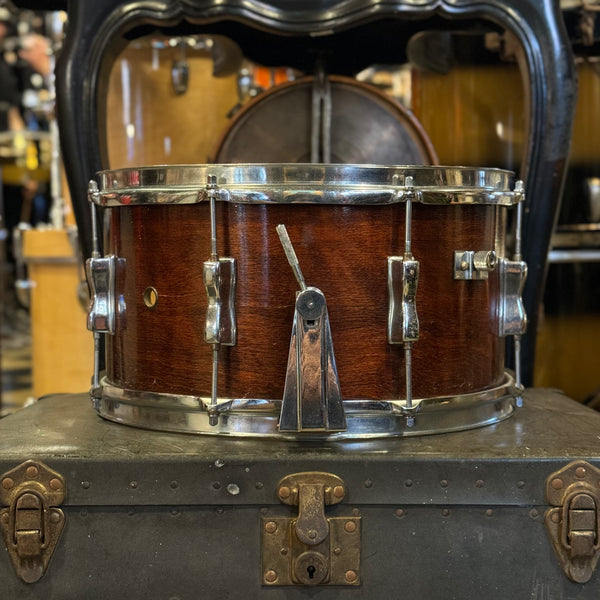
[[90, 164, 524, 438]]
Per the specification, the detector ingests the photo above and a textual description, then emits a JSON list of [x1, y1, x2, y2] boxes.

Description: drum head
[[213, 75, 437, 164]]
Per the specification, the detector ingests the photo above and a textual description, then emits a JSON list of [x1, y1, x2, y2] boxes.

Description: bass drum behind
[[212, 74, 437, 165]]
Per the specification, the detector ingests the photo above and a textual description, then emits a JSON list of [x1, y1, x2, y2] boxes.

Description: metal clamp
[[262, 472, 360, 586], [0, 461, 66, 584], [453, 250, 497, 280], [545, 460, 600, 583], [86, 254, 117, 335]]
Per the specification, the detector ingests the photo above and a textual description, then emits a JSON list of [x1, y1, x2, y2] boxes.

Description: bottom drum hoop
[[92, 373, 517, 439]]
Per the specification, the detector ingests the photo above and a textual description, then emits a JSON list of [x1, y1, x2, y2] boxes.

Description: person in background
[[19, 31, 50, 77], [0, 4, 50, 347], [0, 6, 24, 132]]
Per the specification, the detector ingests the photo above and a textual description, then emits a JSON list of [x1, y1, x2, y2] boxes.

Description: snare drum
[[87, 164, 526, 438]]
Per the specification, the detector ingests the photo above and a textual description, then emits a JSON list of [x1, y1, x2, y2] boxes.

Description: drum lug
[[261, 472, 360, 586], [545, 461, 600, 583], [453, 250, 497, 280], [279, 287, 346, 432], [498, 257, 528, 337], [387, 256, 420, 344], [387, 176, 420, 415], [0, 460, 66, 584], [86, 254, 118, 334], [203, 257, 237, 346]]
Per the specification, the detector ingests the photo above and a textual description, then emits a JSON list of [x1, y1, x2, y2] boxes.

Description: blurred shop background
[[0, 1, 599, 414]]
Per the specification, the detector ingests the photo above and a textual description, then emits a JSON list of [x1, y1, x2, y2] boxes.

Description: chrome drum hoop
[[94, 164, 523, 207], [92, 373, 518, 439]]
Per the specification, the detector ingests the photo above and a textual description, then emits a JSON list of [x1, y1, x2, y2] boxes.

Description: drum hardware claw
[[88, 179, 100, 207], [276, 225, 346, 433], [514, 179, 525, 203]]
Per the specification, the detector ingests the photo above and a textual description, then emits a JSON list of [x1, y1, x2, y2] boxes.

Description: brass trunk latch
[[0, 460, 66, 583], [261, 471, 360, 586], [545, 460, 600, 583]]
